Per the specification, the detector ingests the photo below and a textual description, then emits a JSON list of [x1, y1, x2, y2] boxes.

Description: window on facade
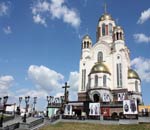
[[117, 63, 122, 88], [116, 32, 119, 40], [98, 51, 103, 62], [83, 41, 86, 48], [95, 75, 98, 87], [87, 41, 89, 48], [102, 23, 105, 36], [135, 80, 138, 92], [81, 69, 86, 90], [88, 76, 91, 89], [109, 23, 113, 35], [103, 75, 107, 87]]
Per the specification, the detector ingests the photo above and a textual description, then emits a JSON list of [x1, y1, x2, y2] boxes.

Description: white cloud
[[3, 26, 12, 34], [68, 71, 79, 101], [133, 33, 150, 43], [137, 8, 150, 24], [131, 57, 150, 83], [16, 89, 48, 99], [0, 2, 9, 16], [0, 75, 14, 96], [50, 0, 81, 28], [33, 14, 47, 26], [28, 65, 79, 101], [31, 0, 81, 28], [28, 65, 64, 92]]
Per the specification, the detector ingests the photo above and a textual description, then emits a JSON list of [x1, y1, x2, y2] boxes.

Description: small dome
[[128, 69, 140, 80], [90, 62, 110, 74], [82, 35, 91, 40], [99, 13, 113, 21], [114, 26, 124, 32]]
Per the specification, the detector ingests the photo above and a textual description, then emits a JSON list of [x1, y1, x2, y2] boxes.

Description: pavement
[[2, 116, 150, 130], [2, 115, 43, 129]]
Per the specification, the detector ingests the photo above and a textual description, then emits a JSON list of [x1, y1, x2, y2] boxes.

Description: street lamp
[[19, 97, 22, 108], [0, 98, 2, 105], [33, 97, 37, 114], [47, 96, 51, 117], [23, 96, 30, 123], [17, 97, 22, 115], [60, 96, 65, 114], [0, 96, 8, 127]]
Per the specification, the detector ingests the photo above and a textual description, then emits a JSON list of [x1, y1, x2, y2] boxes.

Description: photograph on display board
[[89, 103, 100, 116], [123, 100, 138, 114], [64, 104, 72, 115], [118, 93, 125, 101], [102, 93, 110, 102]]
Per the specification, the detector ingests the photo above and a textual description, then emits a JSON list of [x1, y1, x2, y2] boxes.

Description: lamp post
[[0, 98, 1, 105], [47, 96, 50, 117], [0, 96, 8, 127], [23, 96, 30, 123], [60, 96, 65, 114], [17, 97, 22, 115], [19, 97, 22, 108], [33, 97, 37, 116]]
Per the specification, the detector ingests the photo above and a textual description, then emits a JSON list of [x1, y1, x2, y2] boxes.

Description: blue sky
[[0, 0, 150, 110]]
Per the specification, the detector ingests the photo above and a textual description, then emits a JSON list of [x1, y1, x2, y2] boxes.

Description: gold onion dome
[[128, 69, 140, 80], [82, 35, 91, 40], [90, 62, 110, 74], [114, 26, 124, 32], [99, 13, 113, 21]]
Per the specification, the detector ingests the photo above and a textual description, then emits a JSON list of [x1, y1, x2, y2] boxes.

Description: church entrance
[[93, 94, 100, 102]]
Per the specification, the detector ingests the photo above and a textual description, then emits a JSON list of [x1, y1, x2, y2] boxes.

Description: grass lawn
[[40, 122, 150, 130]]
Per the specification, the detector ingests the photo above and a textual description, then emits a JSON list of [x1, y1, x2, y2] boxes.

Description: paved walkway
[[3, 116, 42, 128]]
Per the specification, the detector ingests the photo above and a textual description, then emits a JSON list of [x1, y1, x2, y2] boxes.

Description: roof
[[90, 62, 110, 74], [128, 69, 140, 80], [99, 13, 113, 21]]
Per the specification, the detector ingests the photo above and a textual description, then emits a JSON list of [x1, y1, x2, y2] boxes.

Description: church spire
[[104, 3, 107, 14]]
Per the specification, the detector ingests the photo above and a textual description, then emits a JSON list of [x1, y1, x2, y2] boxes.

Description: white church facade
[[78, 12, 142, 105]]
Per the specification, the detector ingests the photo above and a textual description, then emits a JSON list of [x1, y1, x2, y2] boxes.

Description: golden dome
[[99, 13, 113, 21], [114, 26, 124, 32], [128, 69, 140, 80], [83, 35, 91, 40], [90, 62, 110, 74]]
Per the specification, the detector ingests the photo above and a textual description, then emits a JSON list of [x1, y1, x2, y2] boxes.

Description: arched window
[[87, 41, 89, 48], [83, 41, 86, 48], [103, 75, 107, 87], [116, 56, 122, 88], [102, 23, 105, 36], [116, 32, 119, 40], [109, 23, 113, 35], [81, 69, 86, 90], [88, 76, 91, 88], [117, 63, 122, 88], [97, 51, 103, 62], [95, 75, 98, 87], [135, 80, 138, 92]]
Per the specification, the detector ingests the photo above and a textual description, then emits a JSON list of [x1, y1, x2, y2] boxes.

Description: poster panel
[[102, 93, 110, 102], [89, 103, 100, 116], [118, 93, 125, 101], [48, 108, 54, 118], [64, 104, 72, 115], [123, 100, 138, 114]]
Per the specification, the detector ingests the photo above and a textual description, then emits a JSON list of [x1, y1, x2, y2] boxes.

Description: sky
[[0, 0, 150, 110]]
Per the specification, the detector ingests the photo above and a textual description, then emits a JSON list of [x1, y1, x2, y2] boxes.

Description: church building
[[78, 11, 143, 108]]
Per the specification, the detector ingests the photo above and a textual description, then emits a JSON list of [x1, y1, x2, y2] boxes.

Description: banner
[[89, 103, 100, 116], [118, 93, 125, 101], [64, 104, 72, 115], [102, 93, 110, 102], [123, 100, 138, 114], [48, 108, 59, 118]]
